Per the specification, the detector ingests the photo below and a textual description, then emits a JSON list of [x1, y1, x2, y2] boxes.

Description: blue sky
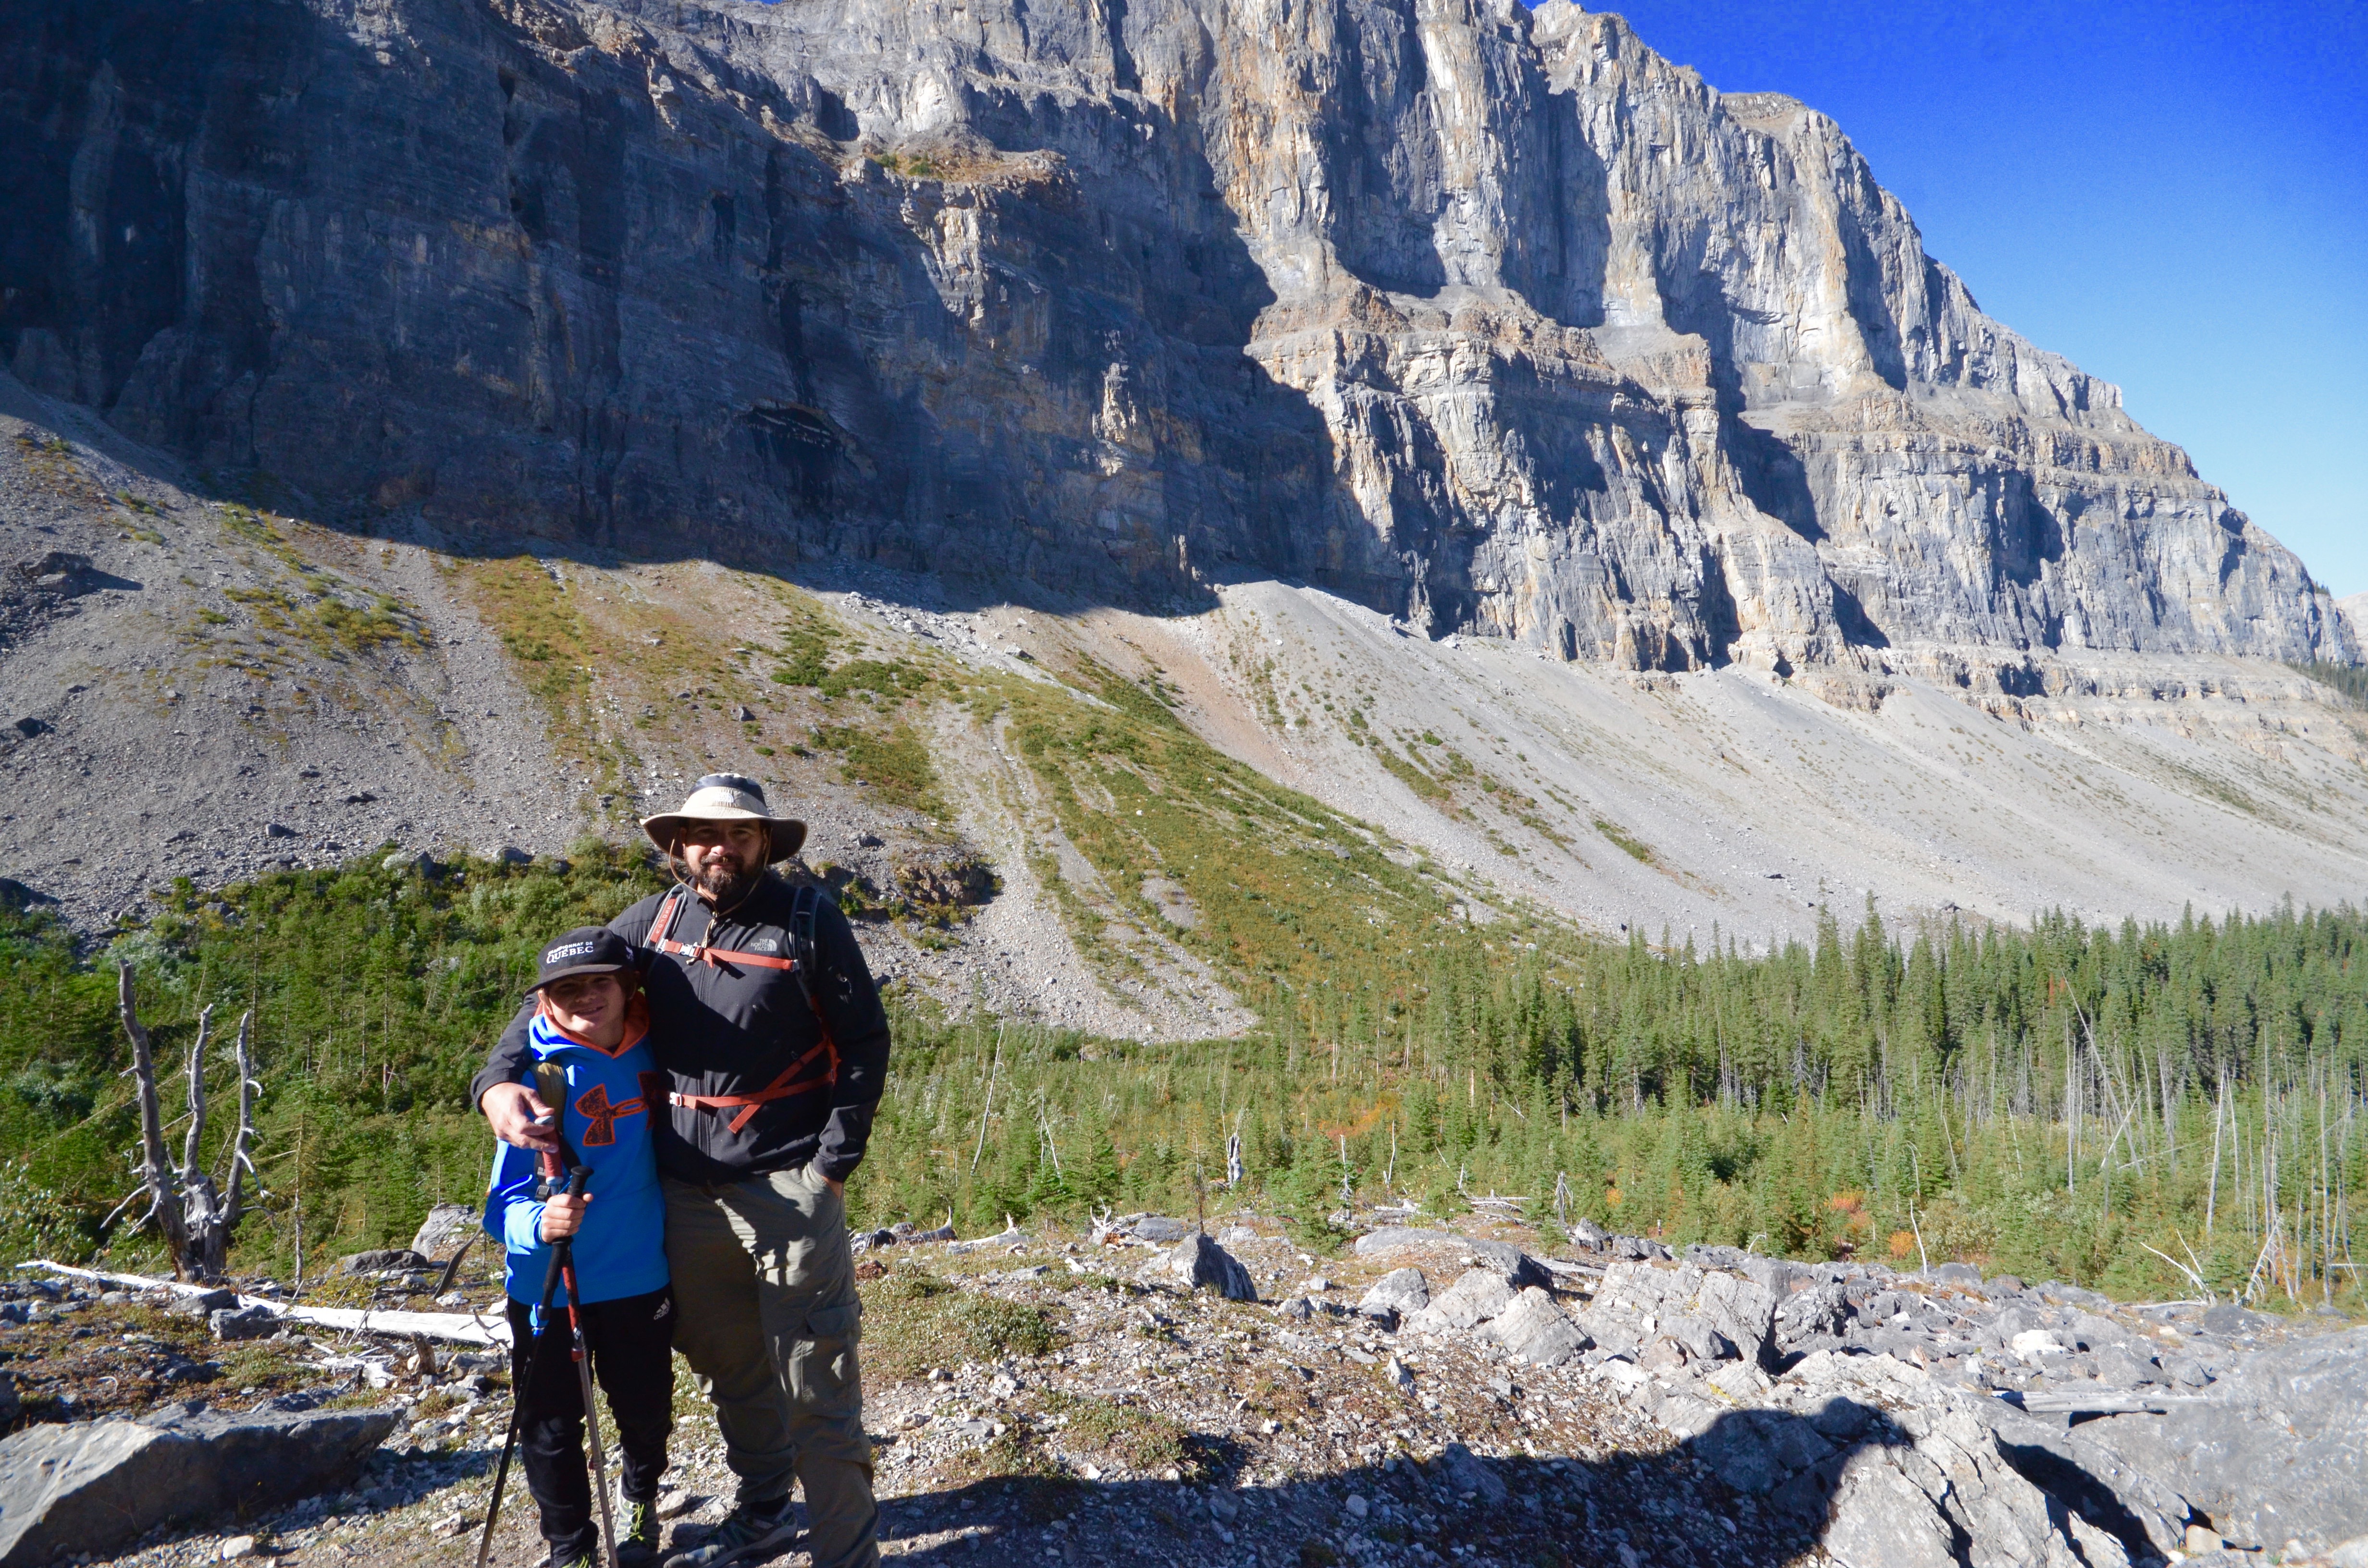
[[1604, 0, 2368, 597]]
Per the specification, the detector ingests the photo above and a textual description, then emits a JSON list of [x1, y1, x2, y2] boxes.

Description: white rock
[[1480, 1287, 1589, 1367], [1405, 1269, 1514, 1333], [2012, 1329, 2068, 1361]]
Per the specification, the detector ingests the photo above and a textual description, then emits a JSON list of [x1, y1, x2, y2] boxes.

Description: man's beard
[[684, 853, 763, 906]]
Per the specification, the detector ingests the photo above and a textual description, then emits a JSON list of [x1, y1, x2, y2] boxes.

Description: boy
[[485, 927, 674, 1568]]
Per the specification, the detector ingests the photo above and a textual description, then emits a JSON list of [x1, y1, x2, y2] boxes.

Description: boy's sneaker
[[659, 1497, 796, 1568], [549, 1550, 596, 1568], [620, 1498, 664, 1567]]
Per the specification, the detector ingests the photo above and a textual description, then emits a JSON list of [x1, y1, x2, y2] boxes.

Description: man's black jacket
[[471, 874, 890, 1186]]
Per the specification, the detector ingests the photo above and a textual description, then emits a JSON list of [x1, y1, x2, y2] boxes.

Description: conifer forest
[[2, 844, 2359, 1311]]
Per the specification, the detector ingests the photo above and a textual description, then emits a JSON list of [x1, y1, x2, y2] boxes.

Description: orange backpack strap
[[646, 884, 799, 972], [662, 884, 842, 1135], [669, 1039, 836, 1133]]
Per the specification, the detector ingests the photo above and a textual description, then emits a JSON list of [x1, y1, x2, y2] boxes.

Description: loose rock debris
[[2, 1213, 2362, 1568]]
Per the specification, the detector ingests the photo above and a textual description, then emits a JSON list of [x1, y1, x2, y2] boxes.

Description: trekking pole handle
[[539, 1160, 591, 1205]]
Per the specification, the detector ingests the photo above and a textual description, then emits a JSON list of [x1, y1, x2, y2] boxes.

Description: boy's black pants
[[506, 1286, 676, 1561]]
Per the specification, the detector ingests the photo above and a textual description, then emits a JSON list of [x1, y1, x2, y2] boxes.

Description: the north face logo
[[748, 937, 780, 954]]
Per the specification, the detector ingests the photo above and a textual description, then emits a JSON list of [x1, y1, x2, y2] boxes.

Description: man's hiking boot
[[620, 1498, 664, 1567], [659, 1497, 796, 1568], [549, 1550, 596, 1568]]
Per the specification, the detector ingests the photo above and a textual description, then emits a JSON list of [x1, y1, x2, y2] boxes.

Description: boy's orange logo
[[573, 1082, 648, 1147]]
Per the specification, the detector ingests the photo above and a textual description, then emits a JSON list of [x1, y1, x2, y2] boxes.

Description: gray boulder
[[1773, 1280, 1852, 1353], [408, 1203, 481, 1261], [2091, 1342, 2160, 1388], [1567, 1217, 1611, 1251], [1690, 1408, 1836, 1497], [1822, 1451, 1959, 1568], [1665, 1315, 1739, 1363], [2076, 1326, 2368, 1553], [1356, 1268, 1430, 1325], [1734, 1253, 1813, 1298], [1142, 1232, 1256, 1301], [1980, 1402, 2193, 1560], [1428, 1443, 1508, 1507], [1770, 1351, 2159, 1566], [1588, 1261, 1780, 1368], [1122, 1215, 1194, 1245], [0, 1399, 401, 1567], [2200, 1303, 2273, 1338], [209, 1306, 280, 1342], [335, 1249, 430, 1276], [1462, 1238, 1551, 1291], [1480, 1287, 1590, 1367], [1406, 1269, 1515, 1333]]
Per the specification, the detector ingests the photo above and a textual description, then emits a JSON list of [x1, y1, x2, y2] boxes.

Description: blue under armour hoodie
[[483, 991, 669, 1322]]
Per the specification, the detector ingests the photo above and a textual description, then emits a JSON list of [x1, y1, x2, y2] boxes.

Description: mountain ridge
[[2, 0, 2365, 1002], [0, 0, 2352, 682]]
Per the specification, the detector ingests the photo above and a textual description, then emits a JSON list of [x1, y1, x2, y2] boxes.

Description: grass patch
[[1374, 744, 1452, 807], [771, 602, 840, 686], [1040, 1389, 1204, 1478], [1591, 818, 1654, 864], [453, 556, 636, 810], [859, 1270, 1059, 1378], [812, 721, 941, 815]]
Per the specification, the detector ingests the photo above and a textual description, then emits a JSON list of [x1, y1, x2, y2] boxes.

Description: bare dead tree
[[108, 963, 191, 1274], [181, 1009, 261, 1281], [108, 966, 261, 1283]]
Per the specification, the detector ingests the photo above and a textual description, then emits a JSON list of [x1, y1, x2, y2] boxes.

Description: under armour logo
[[574, 1081, 648, 1147]]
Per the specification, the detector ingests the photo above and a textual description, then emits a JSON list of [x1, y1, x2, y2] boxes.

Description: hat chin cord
[[668, 835, 765, 922]]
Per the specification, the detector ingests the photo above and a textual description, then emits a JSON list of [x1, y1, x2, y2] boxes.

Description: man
[[475, 775, 888, 1568]]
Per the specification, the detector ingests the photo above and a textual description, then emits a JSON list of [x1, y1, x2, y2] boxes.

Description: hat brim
[[640, 809, 806, 863], [526, 961, 632, 997]]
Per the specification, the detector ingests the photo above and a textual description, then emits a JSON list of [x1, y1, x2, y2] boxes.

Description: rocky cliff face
[[0, 0, 2351, 682]]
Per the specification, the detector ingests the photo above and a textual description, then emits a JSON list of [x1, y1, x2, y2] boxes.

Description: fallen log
[[1998, 1387, 2217, 1415], [16, 1260, 511, 1346]]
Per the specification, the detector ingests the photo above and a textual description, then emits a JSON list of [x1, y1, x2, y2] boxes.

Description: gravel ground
[[39, 1216, 1828, 1568], [0, 377, 588, 928]]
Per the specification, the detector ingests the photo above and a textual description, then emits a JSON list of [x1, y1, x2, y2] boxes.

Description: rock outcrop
[[2078, 1327, 2368, 1554], [0, 1398, 402, 1567], [1343, 1224, 2368, 1566], [0, 0, 2350, 684]]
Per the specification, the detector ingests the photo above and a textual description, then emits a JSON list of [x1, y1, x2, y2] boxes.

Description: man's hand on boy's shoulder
[[483, 1082, 560, 1152]]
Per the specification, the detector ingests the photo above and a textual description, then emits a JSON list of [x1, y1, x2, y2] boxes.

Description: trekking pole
[[537, 1061, 622, 1568], [476, 1134, 581, 1568]]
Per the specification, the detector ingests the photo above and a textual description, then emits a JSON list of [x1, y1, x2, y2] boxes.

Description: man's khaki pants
[[663, 1164, 877, 1568]]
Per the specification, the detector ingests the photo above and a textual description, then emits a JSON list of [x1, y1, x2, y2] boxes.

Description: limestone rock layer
[[0, 0, 2350, 677]]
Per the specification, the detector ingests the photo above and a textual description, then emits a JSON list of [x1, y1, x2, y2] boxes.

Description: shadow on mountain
[[0, 0, 1358, 625]]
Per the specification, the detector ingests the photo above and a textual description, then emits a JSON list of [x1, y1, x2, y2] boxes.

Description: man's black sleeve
[[468, 899, 661, 1111], [469, 1000, 540, 1111], [808, 895, 891, 1183]]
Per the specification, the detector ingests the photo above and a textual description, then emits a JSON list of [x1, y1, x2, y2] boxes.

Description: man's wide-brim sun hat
[[640, 774, 807, 863]]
